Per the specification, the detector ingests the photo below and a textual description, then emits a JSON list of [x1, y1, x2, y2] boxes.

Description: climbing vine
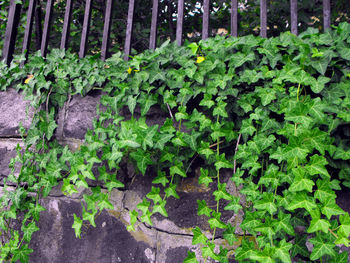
[[1, 23, 350, 262]]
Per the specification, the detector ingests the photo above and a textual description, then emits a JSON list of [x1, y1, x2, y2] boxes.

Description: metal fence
[[2, 0, 332, 66]]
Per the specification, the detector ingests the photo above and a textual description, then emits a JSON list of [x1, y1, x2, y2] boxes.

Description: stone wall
[[0, 89, 240, 263], [1, 89, 350, 263]]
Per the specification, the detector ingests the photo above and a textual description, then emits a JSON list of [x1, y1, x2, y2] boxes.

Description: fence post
[[149, 0, 159, 50], [290, 0, 298, 35], [21, 0, 37, 66], [260, 0, 267, 38], [202, 0, 209, 40], [101, 0, 114, 60], [60, 0, 73, 49], [35, 4, 42, 50], [79, 0, 92, 58], [176, 0, 184, 46], [323, 0, 331, 31], [2, 0, 22, 65], [41, 0, 54, 57], [231, 0, 238, 37], [124, 0, 135, 61]]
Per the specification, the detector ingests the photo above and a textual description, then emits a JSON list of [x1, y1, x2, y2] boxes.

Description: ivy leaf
[[215, 153, 234, 171], [304, 154, 329, 178], [253, 192, 277, 215], [287, 192, 317, 213], [183, 131, 200, 151], [338, 213, 350, 237], [22, 221, 40, 242], [314, 179, 336, 204], [321, 198, 345, 220], [198, 168, 213, 187], [165, 184, 180, 199], [170, 163, 187, 177], [213, 100, 228, 118], [153, 199, 168, 217], [213, 183, 232, 201], [72, 214, 83, 238], [82, 206, 96, 227], [311, 76, 330, 93], [307, 215, 330, 233], [183, 251, 198, 263], [12, 244, 33, 263], [273, 211, 295, 236], [192, 226, 208, 245], [223, 225, 237, 246], [154, 133, 174, 150], [274, 239, 292, 263], [146, 186, 162, 204], [289, 167, 315, 193], [152, 171, 169, 187], [309, 234, 336, 260], [127, 95, 137, 115], [130, 149, 152, 175], [240, 119, 256, 136], [142, 125, 158, 150], [197, 200, 213, 217], [137, 198, 150, 215], [224, 196, 242, 213], [140, 210, 153, 226], [98, 193, 114, 210]]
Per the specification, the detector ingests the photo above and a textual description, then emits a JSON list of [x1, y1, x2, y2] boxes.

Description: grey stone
[[0, 138, 23, 179], [0, 89, 34, 137], [63, 94, 101, 140], [29, 197, 155, 263]]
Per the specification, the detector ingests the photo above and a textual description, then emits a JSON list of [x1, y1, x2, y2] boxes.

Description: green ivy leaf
[[223, 225, 237, 246], [72, 214, 83, 238], [309, 234, 336, 260], [130, 149, 153, 175], [192, 226, 208, 245], [197, 200, 213, 217], [183, 251, 198, 263]]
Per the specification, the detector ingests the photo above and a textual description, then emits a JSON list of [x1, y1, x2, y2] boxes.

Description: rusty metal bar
[[124, 0, 135, 60], [260, 0, 267, 38], [41, 0, 54, 57], [60, 0, 73, 49], [101, 0, 114, 60], [21, 0, 37, 66], [290, 0, 298, 35], [35, 4, 42, 50], [79, 0, 92, 58], [149, 0, 159, 50], [2, 0, 22, 65], [323, 0, 331, 31], [202, 0, 209, 40], [176, 0, 184, 46], [231, 0, 238, 37]]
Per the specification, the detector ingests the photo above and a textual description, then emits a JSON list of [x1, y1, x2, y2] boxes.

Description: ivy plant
[[1, 23, 350, 262]]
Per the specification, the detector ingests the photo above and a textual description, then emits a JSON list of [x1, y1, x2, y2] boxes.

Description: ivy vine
[[1, 23, 350, 262]]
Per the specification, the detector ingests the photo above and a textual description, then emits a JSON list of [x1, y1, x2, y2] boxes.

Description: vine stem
[[233, 133, 241, 174]]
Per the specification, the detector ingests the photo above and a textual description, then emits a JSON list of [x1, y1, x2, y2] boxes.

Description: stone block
[[0, 89, 34, 137]]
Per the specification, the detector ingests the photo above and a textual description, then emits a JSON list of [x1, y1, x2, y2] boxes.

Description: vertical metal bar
[[149, 0, 159, 50], [21, 0, 37, 66], [60, 0, 73, 49], [35, 4, 42, 50], [176, 0, 184, 46], [323, 0, 331, 31], [260, 0, 267, 38], [202, 0, 209, 40], [41, 0, 54, 57], [101, 0, 113, 60], [231, 0, 238, 37], [2, 0, 22, 65], [79, 0, 92, 58], [124, 0, 135, 61], [290, 0, 297, 35]]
